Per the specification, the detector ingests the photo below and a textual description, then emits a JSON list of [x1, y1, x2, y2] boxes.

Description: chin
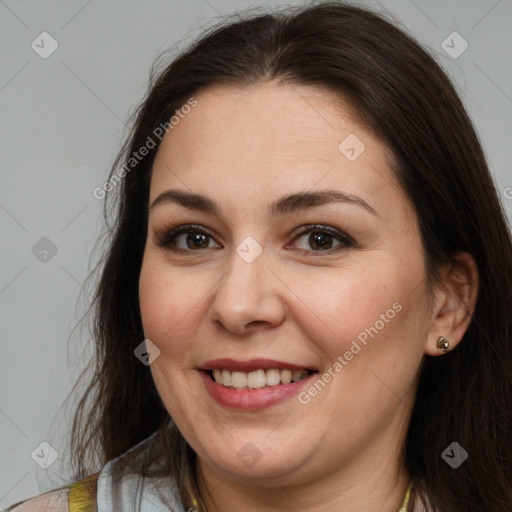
[[196, 435, 315, 484]]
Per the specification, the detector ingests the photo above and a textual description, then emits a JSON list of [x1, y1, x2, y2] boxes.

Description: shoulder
[[5, 472, 100, 512], [4, 488, 69, 511]]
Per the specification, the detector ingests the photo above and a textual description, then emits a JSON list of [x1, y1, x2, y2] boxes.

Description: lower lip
[[199, 370, 314, 410]]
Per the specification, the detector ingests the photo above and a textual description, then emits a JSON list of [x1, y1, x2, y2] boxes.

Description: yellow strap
[[398, 479, 414, 512], [68, 475, 98, 512]]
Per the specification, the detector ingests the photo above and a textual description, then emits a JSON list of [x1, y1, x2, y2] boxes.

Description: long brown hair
[[66, 2, 512, 510]]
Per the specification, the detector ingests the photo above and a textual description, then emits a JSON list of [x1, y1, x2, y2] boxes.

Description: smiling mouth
[[207, 368, 315, 389]]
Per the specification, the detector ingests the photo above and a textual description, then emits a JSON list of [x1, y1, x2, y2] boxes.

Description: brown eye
[[184, 232, 210, 249], [308, 232, 334, 250], [155, 225, 221, 251], [291, 225, 353, 253]]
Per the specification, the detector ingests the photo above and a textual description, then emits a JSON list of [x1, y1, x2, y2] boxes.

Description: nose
[[208, 247, 286, 336]]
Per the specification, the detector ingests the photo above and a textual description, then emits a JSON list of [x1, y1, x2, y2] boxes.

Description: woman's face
[[139, 82, 436, 487]]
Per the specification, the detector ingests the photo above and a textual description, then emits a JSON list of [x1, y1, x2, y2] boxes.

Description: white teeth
[[210, 368, 310, 389], [221, 369, 231, 387], [247, 370, 266, 388], [266, 369, 281, 386], [280, 369, 292, 384], [231, 371, 247, 388]]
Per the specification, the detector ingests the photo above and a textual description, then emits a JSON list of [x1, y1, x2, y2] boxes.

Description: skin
[[138, 82, 478, 511]]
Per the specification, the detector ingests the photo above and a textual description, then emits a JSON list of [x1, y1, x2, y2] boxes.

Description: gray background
[[1, 0, 511, 507]]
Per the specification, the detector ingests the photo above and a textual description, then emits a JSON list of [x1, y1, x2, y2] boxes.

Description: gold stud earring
[[436, 336, 450, 352]]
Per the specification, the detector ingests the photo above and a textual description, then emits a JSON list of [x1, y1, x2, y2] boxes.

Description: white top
[[5, 432, 186, 512], [4, 470, 186, 511], [94, 456, 186, 512]]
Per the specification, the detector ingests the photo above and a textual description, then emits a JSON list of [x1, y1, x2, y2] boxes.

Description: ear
[[424, 252, 479, 356]]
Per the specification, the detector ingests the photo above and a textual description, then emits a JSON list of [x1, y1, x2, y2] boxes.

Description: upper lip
[[198, 358, 316, 372]]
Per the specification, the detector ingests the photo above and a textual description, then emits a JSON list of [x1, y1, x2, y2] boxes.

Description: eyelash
[[154, 223, 354, 254]]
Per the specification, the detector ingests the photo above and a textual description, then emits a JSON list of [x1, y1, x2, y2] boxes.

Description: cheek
[[288, 266, 401, 350], [288, 254, 430, 375], [139, 260, 170, 341], [138, 256, 200, 413], [139, 254, 199, 357]]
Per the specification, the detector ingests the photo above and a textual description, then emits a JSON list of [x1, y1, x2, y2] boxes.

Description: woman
[[6, 1, 511, 511]]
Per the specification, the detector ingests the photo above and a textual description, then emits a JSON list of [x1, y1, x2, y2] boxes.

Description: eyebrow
[[149, 189, 378, 217]]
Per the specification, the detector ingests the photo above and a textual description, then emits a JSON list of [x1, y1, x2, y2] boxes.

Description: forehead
[[156, 82, 379, 161], [149, 82, 403, 214]]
